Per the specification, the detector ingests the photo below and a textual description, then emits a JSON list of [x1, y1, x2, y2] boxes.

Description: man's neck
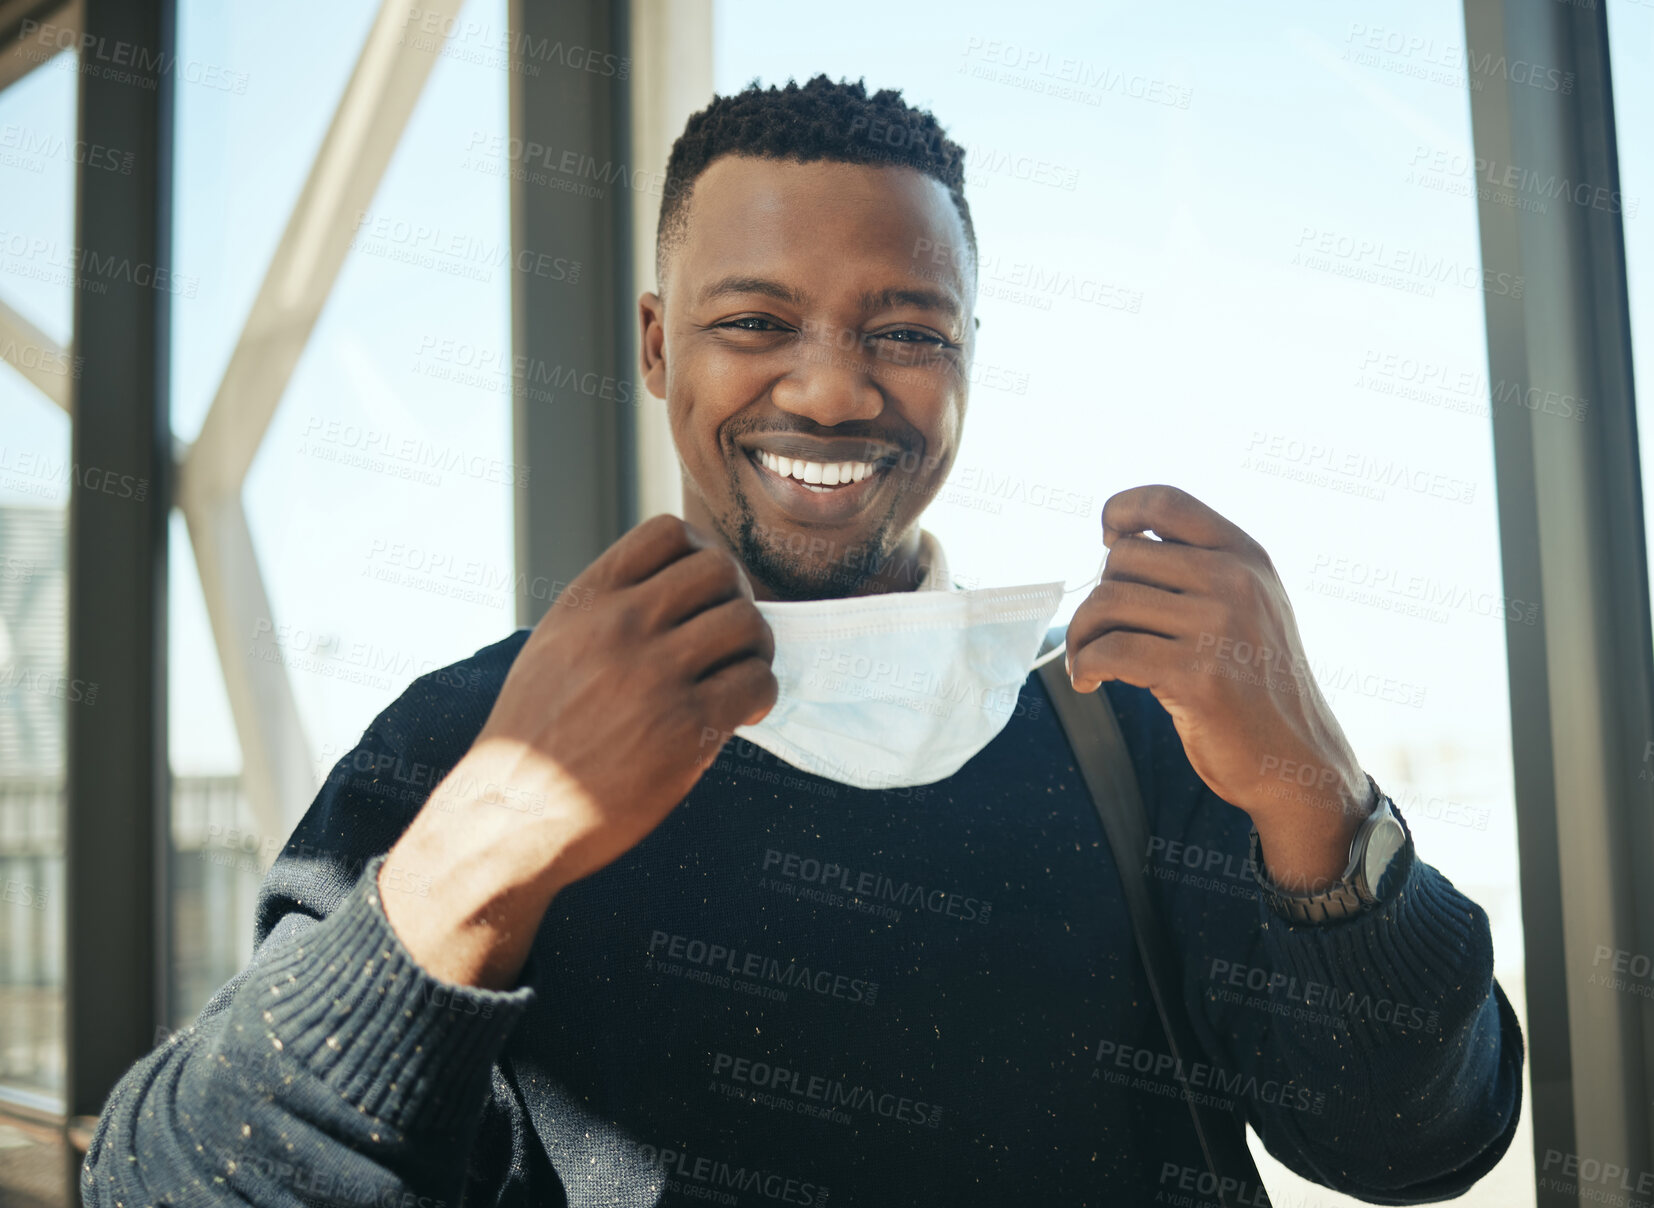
[[750, 526, 926, 602], [680, 502, 929, 601]]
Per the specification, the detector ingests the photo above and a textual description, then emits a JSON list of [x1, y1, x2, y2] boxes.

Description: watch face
[[1363, 816, 1408, 892]]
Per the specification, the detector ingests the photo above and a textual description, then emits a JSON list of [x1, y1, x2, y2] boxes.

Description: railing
[[0, 774, 266, 1108]]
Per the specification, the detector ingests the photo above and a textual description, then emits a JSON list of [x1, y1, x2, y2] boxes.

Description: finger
[[1067, 579, 1209, 653], [1068, 629, 1175, 694], [591, 514, 703, 589], [695, 654, 780, 730], [643, 547, 752, 627], [1100, 485, 1256, 552], [1100, 534, 1217, 594], [666, 597, 775, 681]]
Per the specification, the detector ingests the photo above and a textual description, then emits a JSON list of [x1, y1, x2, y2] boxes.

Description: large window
[[715, 0, 1533, 1201], [164, 0, 516, 1023]]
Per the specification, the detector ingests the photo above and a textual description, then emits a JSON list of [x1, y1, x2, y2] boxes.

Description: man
[[85, 76, 1522, 1206]]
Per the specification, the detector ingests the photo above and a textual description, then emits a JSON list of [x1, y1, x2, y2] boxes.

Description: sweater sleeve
[[81, 638, 541, 1208], [1108, 681, 1525, 1204]]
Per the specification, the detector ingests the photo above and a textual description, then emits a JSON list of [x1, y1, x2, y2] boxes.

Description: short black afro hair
[[655, 74, 975, 290]]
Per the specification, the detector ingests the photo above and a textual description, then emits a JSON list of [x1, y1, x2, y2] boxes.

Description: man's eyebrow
[[859, 286, 962, 322], [696, 276, 963, 323], [697, 275, 809, 307]]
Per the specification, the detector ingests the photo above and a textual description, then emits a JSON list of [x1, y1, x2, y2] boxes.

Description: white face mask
[[733, 534, 1065, 790]]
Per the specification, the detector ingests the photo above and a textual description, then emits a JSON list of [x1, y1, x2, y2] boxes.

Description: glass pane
[[167, 0, 514, 1024], [1609, 3, 1654, 714], [167, 0, 373, 1027], [0, 43, 77, 1208], [166, 0, 376, 1029], [169, 0, 381, 445], [714, 1, 1532, 1202], [245, 0, 516, 758], [0, 50, 77, 347], [1606, 8, 1654, 1194]]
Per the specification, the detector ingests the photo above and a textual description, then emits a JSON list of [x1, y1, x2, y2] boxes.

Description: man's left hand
[[1065, 484, 1376, 888]]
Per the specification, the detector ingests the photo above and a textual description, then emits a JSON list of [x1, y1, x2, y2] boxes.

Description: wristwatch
[[1247, 776, 1413, 924]]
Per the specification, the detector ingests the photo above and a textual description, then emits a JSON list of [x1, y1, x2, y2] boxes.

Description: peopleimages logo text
[[713, 1052, 945, 1129], [649, 930, 879, 1006], [762, 849, 992, 924], [635, 1142, 828, 1206]]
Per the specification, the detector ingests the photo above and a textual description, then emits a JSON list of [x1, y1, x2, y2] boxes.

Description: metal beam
[[509, 0, 636, 625], [180, 492, 315, 866], [0, 291, 74, 412], [62, 0, 172, 1180], [1463, 0, 1654, 1196], [0, 0, 78, 96]]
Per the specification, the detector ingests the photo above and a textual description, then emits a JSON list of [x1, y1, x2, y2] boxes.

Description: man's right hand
[[379, 515, 778, 989]]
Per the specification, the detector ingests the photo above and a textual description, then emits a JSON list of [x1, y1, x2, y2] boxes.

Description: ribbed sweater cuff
[[1256, 853, 1491, 1046], [235, 853, 536, 1140]]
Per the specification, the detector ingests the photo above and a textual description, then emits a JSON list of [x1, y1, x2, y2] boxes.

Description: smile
[[738, 441, 899, 525], [751, 449, 881, 492]]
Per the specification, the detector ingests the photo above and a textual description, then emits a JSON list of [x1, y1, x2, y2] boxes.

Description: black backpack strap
[[1036, 655, 1267, 1207]]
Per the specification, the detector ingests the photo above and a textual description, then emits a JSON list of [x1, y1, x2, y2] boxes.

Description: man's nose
[[769, 330, 885, 427]]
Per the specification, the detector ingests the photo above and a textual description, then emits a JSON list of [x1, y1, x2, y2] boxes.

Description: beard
[[716, 481, 909, 601]]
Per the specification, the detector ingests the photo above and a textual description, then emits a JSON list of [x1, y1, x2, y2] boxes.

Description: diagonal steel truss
[[0, 293, 71, 412]]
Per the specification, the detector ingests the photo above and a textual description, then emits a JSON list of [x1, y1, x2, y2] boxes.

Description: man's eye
[[721, 317, 786, 332], [878, 329, 947, 346]]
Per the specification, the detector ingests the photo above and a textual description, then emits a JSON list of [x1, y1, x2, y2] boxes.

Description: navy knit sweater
[[83, 627, 1523, 1207]]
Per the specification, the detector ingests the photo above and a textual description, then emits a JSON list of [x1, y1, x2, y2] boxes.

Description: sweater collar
[[916, 528, 954, 592]]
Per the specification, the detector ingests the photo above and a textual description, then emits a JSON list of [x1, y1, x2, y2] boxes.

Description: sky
[[4, 1, 1654, 1195]]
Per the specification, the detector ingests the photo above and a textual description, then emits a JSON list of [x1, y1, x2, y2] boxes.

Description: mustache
[[725, 416, 919, 461], [730, 418, 913, 443]]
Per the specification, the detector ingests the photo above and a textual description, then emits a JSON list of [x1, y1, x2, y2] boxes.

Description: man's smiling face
[[640, 155, 976, 600]]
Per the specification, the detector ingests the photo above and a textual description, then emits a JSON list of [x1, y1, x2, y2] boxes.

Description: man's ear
[[639, 292, 667, 400]]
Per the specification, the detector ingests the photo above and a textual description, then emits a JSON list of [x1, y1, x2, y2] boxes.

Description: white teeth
[[754, 450, 880, 488]]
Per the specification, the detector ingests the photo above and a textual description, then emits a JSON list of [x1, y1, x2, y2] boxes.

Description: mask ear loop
[[1029, 553, 1107, 670]]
